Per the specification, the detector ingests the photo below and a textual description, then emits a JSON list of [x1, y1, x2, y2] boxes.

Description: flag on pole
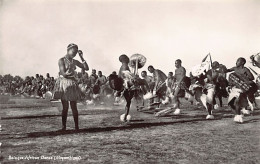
[[191, 53, 211, 76], [202, 53, 210, 62]]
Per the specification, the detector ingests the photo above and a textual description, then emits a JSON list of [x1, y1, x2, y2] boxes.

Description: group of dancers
[[52, 43, 260, 130], [2, 43, 259, 130]]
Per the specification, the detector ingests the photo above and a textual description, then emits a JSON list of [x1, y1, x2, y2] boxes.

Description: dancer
[[172, 59, 187, 114], [227, 57, 257, 122], [53, 43, 89, 131], [148, 65, 167, 102]]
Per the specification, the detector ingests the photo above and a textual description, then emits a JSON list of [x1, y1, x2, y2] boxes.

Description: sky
[[0, 0, 259, 78]]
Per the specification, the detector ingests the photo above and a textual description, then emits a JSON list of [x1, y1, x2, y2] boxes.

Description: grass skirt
[[53, 77, 83, 101]]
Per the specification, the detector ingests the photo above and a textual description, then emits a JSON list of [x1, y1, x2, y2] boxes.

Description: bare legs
[[61, 100, 79, 130], [61, 100, 69, 130], [70, 101, 79, 130], [123, 90, 135, 121]]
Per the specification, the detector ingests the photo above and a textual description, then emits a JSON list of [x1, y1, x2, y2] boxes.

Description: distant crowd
[[0, 69, 113, 99]]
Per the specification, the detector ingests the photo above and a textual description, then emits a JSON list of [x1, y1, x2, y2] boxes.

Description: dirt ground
[[0, 96, 260, 164]]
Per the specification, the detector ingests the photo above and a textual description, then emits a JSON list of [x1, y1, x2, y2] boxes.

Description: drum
[[228, 73, 251, 93]]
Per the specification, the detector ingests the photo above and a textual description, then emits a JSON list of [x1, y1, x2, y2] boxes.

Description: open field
[[0, 96, 260, 163]]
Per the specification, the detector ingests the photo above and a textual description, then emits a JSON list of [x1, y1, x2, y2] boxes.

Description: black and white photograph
[[0, 0, 260, 163]]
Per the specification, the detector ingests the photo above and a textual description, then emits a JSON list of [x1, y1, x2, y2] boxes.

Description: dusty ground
[[0, 96, 260, 163]]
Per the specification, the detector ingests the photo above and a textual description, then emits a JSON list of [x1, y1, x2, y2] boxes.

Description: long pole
[[135, 58, 138, 75]]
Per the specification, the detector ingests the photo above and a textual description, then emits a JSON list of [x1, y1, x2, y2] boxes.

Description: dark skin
[[119, 63, 130, 79], [92, 70, 97, 76], [148, 66, 167, 104], [141, 71, 147, 78], [97, 71, 107, 86], [120, 65, 150, 121], [227, 58, 254, 81], [206, 65, 221, 107], [148, 67, 158, 90], [227, 58, 256, 115], [206, 67, 219, 84], [174, 60, 185, 83], [173, 60, 186, 108], [58, 47, 89, 131], [58, 49, 89, 78]]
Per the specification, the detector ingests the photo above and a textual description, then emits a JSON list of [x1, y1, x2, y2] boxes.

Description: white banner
[[191, 61, 211, 77]]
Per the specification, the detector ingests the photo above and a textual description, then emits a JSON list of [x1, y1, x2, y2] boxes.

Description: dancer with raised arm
[[53, 43, 89, 131]]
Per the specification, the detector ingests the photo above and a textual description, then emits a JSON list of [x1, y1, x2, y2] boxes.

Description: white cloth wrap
[[228, 87, 243, 104]]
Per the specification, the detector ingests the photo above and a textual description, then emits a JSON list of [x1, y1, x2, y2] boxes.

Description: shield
[[228, 73, 251, 93], [250, 53, 260, 68], [129, 54, 147, 73]]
